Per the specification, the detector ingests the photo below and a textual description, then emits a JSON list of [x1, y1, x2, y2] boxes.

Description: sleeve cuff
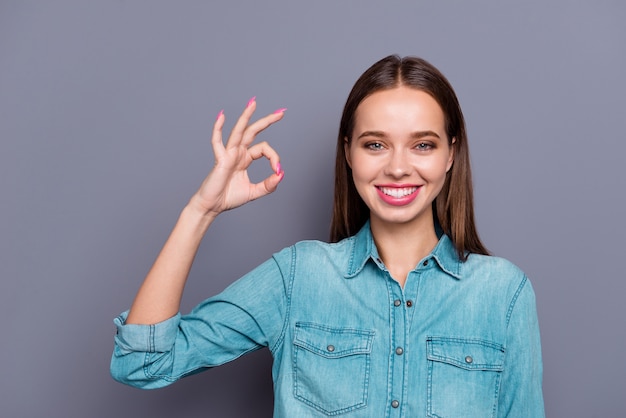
[[113, 311, 181, 354]]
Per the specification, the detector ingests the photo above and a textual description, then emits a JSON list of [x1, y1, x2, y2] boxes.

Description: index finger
[[225, 97, 258, 149], [239, 108, 287, 147]]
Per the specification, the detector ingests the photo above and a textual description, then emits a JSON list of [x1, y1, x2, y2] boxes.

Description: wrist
[[182, 197, 218, 229]]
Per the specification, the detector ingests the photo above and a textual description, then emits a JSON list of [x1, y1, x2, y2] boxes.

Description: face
[[345, 86, 454, 231]]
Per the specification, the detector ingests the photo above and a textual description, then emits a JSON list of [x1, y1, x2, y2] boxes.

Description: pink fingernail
[[275, 162, 282, 175], [247, 96, 256, 107], [273, 108, 287, 114], [216, 109, 223, 122]]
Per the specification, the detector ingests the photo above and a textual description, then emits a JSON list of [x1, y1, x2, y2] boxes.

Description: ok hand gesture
[[190, 97, 286, 217]]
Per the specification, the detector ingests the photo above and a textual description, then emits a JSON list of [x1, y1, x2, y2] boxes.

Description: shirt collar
[[344, 221, 463, 280]]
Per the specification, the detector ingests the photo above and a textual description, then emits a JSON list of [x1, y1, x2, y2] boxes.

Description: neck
[[370, 216, 439, 287]]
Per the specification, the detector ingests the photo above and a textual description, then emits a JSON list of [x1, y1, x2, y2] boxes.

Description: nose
[[384, 149, 411, 178]]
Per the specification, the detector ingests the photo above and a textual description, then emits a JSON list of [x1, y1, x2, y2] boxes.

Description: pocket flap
[[294, 322, 374, 358], [427, 337, 505, 371]]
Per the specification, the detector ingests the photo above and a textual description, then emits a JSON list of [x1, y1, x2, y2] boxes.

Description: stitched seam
[[506, 275, 528, 327], [348, 236, 356, 275], [147, 324, 152, 352], [269, 246, 295, 353], [492, 372, 502, 418]]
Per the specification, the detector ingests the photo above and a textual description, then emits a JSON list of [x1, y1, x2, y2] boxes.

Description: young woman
[[111, 55, 544, 417]]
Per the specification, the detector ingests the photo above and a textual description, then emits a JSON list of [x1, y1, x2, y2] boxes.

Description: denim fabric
[[111, 223, 544, 417]]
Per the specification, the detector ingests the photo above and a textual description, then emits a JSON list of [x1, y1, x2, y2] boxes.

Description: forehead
[[353, 87, 445, 135]]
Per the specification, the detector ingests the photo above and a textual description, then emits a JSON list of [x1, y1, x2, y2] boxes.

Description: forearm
[[123, 100, 284, 325], [125, 199, 216, 325]]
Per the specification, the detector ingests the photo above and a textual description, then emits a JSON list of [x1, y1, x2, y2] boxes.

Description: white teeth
[[379, 187, 417, 198]]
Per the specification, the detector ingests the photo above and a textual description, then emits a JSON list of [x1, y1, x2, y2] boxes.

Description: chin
[[371, 211, 430, 228]]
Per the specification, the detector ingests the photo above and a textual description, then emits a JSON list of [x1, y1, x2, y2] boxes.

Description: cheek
[[349, 153, 373, 180], [419, 158, 452, 182]]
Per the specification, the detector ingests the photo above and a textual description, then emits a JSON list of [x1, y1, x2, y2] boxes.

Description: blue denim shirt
[[111, 223, 544, 417]]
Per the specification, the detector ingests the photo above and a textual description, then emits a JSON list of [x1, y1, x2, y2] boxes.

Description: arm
[[498, 277, 545, 417], [125, 99, 286, 325], [111, 249, 292, 388]]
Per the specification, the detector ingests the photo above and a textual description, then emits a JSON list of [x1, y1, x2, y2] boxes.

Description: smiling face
[[345, 86, 454, 232]]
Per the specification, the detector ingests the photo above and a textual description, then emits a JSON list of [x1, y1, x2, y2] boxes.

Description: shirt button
[[395, 347, 404, 355], [423, 260, 429, 266], [327, 345, 335, 352], [465, 355, 473, 364], [406, 300, 413, 307], [376, 257, 383, 264], [394, 299, 401, 307], [391, 400, 400, 408]]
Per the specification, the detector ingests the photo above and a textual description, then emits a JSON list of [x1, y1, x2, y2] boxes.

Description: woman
[[111, 55, 544, 417]]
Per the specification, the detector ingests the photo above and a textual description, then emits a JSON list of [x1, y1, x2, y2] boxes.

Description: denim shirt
[[111, 224, 544, 417]]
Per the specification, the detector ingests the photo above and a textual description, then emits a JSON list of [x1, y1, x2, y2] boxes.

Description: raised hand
[[125, 97, 287, 325], [190, 97, 286, 217]]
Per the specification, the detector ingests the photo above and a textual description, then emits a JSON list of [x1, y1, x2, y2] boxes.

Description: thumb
[[250, 170, 284, 201]]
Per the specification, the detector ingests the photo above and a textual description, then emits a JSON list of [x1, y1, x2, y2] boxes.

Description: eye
[[366, 142, 384, 151], [415, 142, 434, 151]]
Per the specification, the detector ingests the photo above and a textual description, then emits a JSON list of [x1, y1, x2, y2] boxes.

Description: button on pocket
[[293, 322, 375, 415], [426, 336, 505, 417]]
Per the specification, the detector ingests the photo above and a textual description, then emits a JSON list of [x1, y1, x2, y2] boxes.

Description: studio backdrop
[[1, 1, 625, 417]]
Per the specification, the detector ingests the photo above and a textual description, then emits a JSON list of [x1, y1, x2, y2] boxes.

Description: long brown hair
[[330, 55, 488, 261]]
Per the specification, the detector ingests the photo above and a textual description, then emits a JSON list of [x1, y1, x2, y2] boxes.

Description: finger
[[248, 141, 281, 175], [246, 141, 284, 200], [241, 108, 286, 147], [248, 169, 285, 201], [226, 97, 257, 148], [211, 109, 226, 159]]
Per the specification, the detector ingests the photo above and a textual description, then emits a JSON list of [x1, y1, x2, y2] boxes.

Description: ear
[[446, 137, 456, 172], [344, 137, 352, 169]]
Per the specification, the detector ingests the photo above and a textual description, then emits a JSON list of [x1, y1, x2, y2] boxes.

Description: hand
[[190, 98, 286, 217]]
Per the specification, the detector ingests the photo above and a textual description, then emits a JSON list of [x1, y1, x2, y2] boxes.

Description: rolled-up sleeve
[[113, 311, 181, 355], [110, 248, 292, 389]]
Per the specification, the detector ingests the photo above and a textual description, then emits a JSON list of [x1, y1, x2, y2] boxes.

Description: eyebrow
[[356, 130, 441, 140]]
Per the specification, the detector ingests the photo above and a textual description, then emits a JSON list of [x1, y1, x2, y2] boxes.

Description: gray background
[[1, 1, 624, 417]]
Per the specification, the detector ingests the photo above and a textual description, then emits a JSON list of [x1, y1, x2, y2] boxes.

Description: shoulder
[[464, 253, 525, 278], [272, 238, 349, 256], [459, 254, 539, 326], [461, 253, 532, 297], [290, 237, 354, 259], [271, 237, 356, 275]]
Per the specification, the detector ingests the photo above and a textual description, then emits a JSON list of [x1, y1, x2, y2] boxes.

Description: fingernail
[[216, 109, 223, 122], [273, 108, 287, 114], [247, 96, 256, 107], [275, 162, 282, 175]]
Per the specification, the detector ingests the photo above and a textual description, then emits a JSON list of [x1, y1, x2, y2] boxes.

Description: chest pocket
[[293, 322, 374, 416], [427, 337, 505, 418]]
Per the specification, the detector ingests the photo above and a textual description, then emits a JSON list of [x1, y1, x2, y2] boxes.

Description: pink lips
[[376, 185, 420, 206]]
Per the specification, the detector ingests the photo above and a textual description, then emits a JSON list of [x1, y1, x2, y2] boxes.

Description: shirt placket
[[381, 256, 427, 417], [387, 273, 409, 417]]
